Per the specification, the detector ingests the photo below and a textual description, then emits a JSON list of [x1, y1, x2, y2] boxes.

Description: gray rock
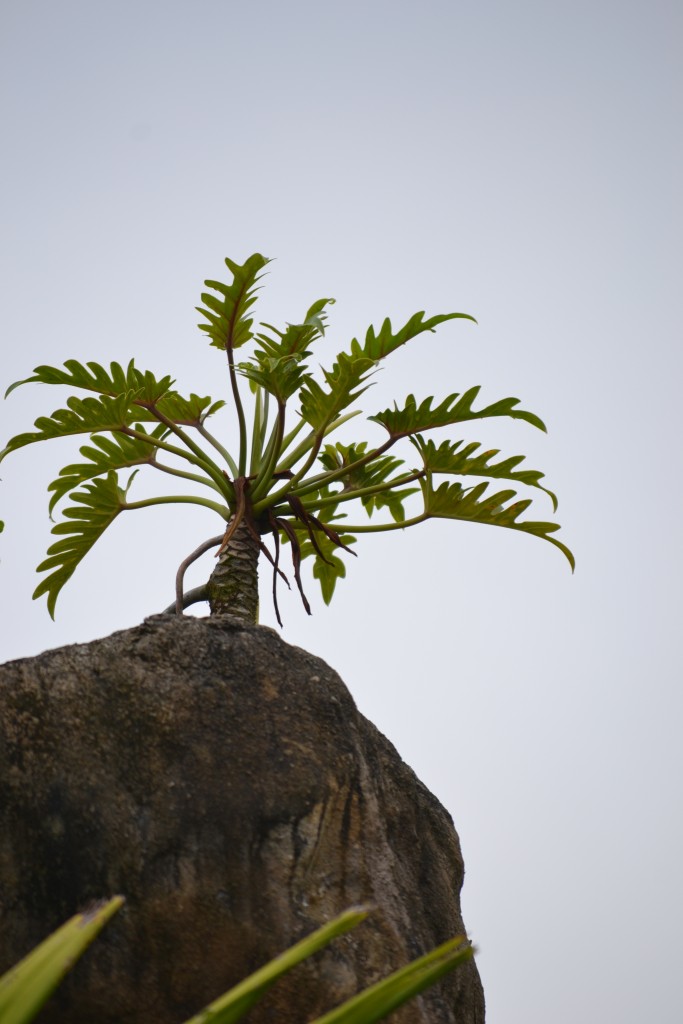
[[0, 614, 485, 1023]]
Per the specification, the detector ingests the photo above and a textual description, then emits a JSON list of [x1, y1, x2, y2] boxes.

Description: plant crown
[[0, 254, 573, 621]]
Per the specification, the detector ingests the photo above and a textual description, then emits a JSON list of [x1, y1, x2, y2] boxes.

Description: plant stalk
[[207, 516, 261, 621]]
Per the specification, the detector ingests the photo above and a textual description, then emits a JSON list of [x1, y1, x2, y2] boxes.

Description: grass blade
[[0, 896, 124, 1024], [310, 935, 474, 1024], [182, 906, 370, 1024]]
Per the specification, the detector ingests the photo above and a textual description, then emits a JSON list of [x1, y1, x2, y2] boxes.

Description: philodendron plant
[[0, 253, 573, 623], [0, 898, 474, 1024]]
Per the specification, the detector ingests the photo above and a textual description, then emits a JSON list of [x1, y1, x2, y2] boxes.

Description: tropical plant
[[0, 253, 573, 623], [0, 898, 474, 1024]]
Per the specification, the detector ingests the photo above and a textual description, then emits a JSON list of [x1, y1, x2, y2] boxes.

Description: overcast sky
[[1, 2, 682, 1021]]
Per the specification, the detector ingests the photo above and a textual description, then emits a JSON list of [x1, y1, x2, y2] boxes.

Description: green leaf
[[197, 253, 270, 351], [153, 392, 226, 427], [311, 533, 357, 605], [319, 441, 403, 482], [0, 897, 123, 1024], [318, 442, 416, 522], [238, 354, 311, 404], [349, 310, 476, 361], [254, 297, 335, 358], [299, 353, 376, 432], [370, 388, 547, 437], [366, 485, 419, 523], [0, 392, 142, 462], [1, 381, 224, 465], [181, 906, 369, 1024], [34, 472, 132, 617], [411, 435, 558, 510], [239, 298, 336, 403], [47, 424, 169, 514], [310, 934, 473, 1024], [3, 358, 224, 428], [5, 359, 174, 401], [421, 477, 575, 570]]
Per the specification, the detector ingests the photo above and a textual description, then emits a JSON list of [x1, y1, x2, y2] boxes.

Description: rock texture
[[0, 614, 484, 1023]]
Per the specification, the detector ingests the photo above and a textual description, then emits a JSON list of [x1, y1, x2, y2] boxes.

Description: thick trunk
[[207, 518, 260, 621]]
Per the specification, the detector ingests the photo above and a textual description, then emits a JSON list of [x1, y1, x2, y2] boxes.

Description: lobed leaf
[[197, 253, 270, 351], [318, 442, 416, 521], [34, 472, 132, 617], [0, 392, 142, 462], [349, 310, 476, 361], [5, 359, 175, 402], [319, 441, 403, 483], [301, 529, 357, 605], [299, 353, 376, 432], [420, 477, 575, 569], [153, 392, 226, 426], [239, 298, 337, 403], [254, 297, 335, 358], [1, 382, 223, 465], [411, 435, 558, 510], [370, 388, 547, 437], [365, 485, 420, 523], [238, 354, 311, 404], [47, 424, 169, 513]]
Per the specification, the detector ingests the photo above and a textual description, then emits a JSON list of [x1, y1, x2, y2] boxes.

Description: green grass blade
[[182, 907, 370, 1024], [0, 896, 123, 1024], [310, 935, 474, 1024]]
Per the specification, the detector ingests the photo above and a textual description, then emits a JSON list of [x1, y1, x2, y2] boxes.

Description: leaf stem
[[124, 494, 230, 518], [226, 344, 248, 477], [286, 436, 398, 501], [249, 400, 286, 503], [333, 512, 429, 533], [253, 433, 321, 514], [152, 460, 226, 494], [299, 470, 424, 511], [121, 426, 222, 480], [136, 410, 233, 500], [254, 410, 373, 513], [196, 422, 239, 479], [249, 388, 266, 477], [273, 411, 361, 475]]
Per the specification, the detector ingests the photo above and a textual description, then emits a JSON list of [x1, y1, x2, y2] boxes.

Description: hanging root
[[163, 583, 211, 615], [166, 534, 224, 615], [163, 482, 357, 622]]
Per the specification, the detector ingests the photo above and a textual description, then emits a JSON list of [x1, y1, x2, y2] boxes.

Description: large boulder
[[0, 614, 484, 1023]]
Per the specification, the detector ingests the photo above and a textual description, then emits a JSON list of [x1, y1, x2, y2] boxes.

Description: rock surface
[[0, 614, 484, 1023]]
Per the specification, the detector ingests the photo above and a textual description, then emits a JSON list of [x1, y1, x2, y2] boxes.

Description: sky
[[1, 1, 682, 1020]]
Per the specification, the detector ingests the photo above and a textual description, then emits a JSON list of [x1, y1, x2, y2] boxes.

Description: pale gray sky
[[1, 2, 682, 1021]]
